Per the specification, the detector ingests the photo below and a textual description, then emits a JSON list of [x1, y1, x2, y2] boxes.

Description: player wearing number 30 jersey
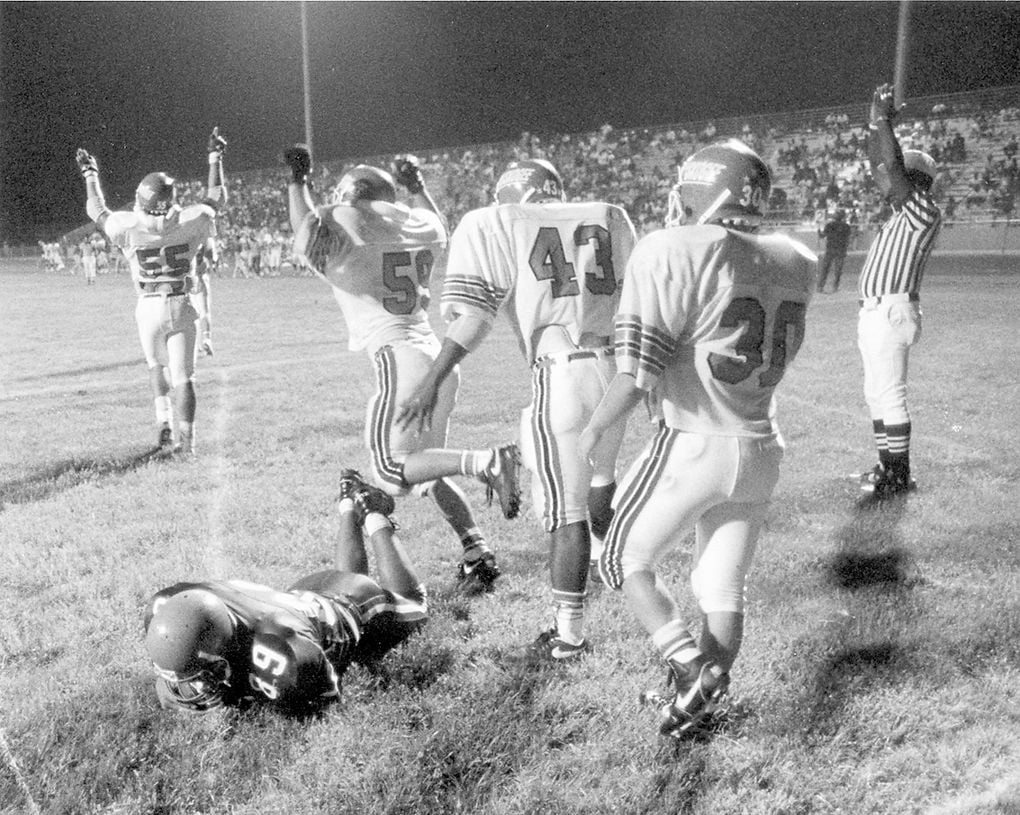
[[285, 148, 520, 595], [580, 140, 815, 738]]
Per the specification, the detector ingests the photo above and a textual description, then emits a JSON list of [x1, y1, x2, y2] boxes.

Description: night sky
[[2, 1, 1019, 241]]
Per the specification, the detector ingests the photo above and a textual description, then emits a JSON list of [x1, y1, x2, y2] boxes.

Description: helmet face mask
[[666, 140, 771, 228], [331, 165, 397, 206], [495, 159, 564, 204], [146, 590, 234, 708]]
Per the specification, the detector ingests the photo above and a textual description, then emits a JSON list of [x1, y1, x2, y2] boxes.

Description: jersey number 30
[[709, 298, 806, 387]]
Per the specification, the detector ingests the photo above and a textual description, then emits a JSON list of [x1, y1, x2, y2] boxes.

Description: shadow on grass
[[822, 489, 914, 589], [0, 447, 177, 510]]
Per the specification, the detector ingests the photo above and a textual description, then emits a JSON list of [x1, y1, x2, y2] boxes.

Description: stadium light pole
[[301, 0, 314, 157], [893, 0, 910, 109]]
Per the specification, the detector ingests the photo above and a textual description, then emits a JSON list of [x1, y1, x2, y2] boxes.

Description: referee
[[856, 83, 942, 499]]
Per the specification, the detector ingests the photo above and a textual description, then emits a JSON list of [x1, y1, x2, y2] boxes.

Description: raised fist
[[393, 154, 425, 194], [208, 126, 227, 156], [870, 83, 900, 126], [284, 144, 312, 184], [75, 148, 98, 177]]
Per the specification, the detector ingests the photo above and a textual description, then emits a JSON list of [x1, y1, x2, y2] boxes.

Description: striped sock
[[552, 589, 585, 644], [652, 619, 702, 666]]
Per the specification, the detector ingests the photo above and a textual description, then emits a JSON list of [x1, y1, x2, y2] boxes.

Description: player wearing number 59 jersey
[[398, 159, 637, 662], [581, 141, 815, 738], [75, 128, 227, 456], [285, 147, 520, 595], [144, 472, 426, 713]]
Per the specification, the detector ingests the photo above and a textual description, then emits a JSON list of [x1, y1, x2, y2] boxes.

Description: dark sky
[[2, 1, 1019, 241]]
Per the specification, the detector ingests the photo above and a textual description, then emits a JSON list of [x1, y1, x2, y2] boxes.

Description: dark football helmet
[[135, 172, 177, 216], [666, 140, 771, 228], [145, 589, 234, 709], [494, 159, 564, 204], [331, 165, 397, 206]]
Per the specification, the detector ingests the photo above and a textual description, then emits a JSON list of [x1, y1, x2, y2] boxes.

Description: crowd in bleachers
[[44, 85, 1020, 271]]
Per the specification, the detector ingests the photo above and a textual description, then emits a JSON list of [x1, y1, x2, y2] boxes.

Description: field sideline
[[2, 256, 1019, 814]]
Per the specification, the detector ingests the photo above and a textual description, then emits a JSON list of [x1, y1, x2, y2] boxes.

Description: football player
[[856, 83, 941, 498], [397, 159, 637, 662], [75, 128, 228, 455], [579, 141, 816, 737], [144, 471, 426, 713], [283, 145, 520, 594]]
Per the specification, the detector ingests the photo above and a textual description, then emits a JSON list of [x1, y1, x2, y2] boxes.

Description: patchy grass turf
[[2, 256, 1019, 814]]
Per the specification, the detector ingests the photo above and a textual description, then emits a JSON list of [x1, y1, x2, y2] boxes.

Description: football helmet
[[145, 589, 234, 709], [666, 139, 771, 228], [494, 159, 564, 204], [902, 149, 936, 190], [331, 165, 397, 206], [135, 172, 177, 216]]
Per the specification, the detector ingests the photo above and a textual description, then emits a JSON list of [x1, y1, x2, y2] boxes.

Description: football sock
[[460, 450, 494, 478], [552, 589, 585, 644], [653, 619, 702, 666], [885, 422, 911, 479], [460, 527, 486, 552], [338, 498, 356, 515], [871, 418, 888, 465], [155, 395, 173, 426], [364, 513, 392, 537]]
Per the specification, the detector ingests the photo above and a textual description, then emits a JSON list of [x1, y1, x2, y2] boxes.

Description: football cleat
[[509, 627, 590, 665], [641, 659, 729, 739], [338, 468, 396, 524], [157, 424, 175, 452], [858, 463, 916, 498], [458, 552, 501, 594], [479, 444, 522, 519]]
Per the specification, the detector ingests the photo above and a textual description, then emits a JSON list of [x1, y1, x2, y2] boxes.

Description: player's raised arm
[[392, 154, 446, 229], [205, 126, 228, 208], [284, 143, 317, 235], [75, 148, 110, 231], [867, 83, 912, 204]]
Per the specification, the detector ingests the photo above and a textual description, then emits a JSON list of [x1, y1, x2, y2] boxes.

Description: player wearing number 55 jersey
[[144, 472, 426, 713], [398, 159, 637, 662], [284, 146, 520, 595], [580, 141, 815, 738], [75, 128, 227, 456]]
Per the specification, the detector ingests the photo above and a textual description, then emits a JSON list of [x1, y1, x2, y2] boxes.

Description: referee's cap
[[903, 150, 936, 184]]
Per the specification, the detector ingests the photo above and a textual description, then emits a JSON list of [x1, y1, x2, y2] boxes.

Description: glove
[[199, 335, 214, 357], [284, 144, 312, 184], [76, 148, 98, 177], [393, 154, 425, 194], [869, 83, 900, 127], [208, 126, 227, 156]]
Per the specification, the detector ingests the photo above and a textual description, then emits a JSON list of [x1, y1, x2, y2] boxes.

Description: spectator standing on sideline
[[580, 140, 815, 737], [75, 128, 227, 455], [816, 208, 852, 293], [144, 471, 426, 713], [284, 144, 520, 594], [856, 83, 941, 499], [398, 158, 637, 661]]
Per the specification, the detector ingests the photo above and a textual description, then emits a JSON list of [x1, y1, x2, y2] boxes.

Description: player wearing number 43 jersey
[[144, 472, 426, 713], [398, 158, 637, 661], [284, 146, 520, 594], [580, 140, 815, 738], [75, 129, 227, 456]]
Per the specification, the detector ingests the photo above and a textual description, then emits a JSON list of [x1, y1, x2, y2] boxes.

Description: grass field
[[2, 256, 1020, 815]]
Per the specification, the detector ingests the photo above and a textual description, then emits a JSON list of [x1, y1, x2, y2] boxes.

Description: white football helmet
[[902, 149, 936, 190], [494, 159, 564, 204], [135, 172, 177, 216], [331, 165, 397, 206], [666, 139, 771, 228]]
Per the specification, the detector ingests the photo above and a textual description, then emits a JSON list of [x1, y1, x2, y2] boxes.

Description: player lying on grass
[[144, 471, 426, 713]]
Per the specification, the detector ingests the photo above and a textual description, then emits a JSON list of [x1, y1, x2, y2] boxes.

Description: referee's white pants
[[857, 301, 921, 425]]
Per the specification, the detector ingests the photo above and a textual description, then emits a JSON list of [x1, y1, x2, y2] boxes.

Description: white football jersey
[[441, 201, 636, 361], [617, 224, 816, 437], [104, 204, 217, 287], [297, 201, 447, 353]]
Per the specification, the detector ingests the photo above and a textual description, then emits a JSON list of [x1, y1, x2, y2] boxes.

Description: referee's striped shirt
[[858, 189, 941, 299]]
